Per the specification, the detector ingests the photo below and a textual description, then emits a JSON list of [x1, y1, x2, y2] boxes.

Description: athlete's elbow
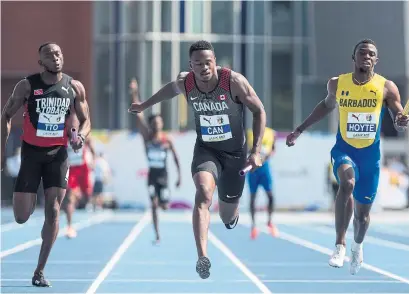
[[252, 106, 266, 119], [1, 115, 12, 128]]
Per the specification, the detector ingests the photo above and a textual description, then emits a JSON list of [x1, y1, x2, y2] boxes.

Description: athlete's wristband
[[295, 127, 304, 133], [78, 134, 85, 144]]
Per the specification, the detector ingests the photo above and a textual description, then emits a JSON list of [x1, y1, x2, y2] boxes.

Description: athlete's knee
[[159, 200, 169, 210], [14, 214, 30, 224], [195, 184, 213, 208], [151, 197, 159, 209], [339, 178, 355, 195], [44, 200, 61, 225], [13, 192, 36, 224], [354, 206, 370, 224]]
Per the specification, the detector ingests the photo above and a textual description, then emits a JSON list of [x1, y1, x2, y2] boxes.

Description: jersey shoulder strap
[[219, 67, 231, 91], [25, 73, 41, 86], [184, 71, 195, 96]]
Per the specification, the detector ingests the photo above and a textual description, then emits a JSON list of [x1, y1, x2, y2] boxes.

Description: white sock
[[351, 240, 363, 252]]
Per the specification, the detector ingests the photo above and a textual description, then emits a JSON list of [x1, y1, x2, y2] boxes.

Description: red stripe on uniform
[[185, 71, 195, 94], [219, 68, 231, 91]]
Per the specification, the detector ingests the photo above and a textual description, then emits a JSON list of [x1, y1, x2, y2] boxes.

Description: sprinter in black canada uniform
[[129, 41, 266, 279], [129, 78, 181, 244], [1, 42, 91, 287]]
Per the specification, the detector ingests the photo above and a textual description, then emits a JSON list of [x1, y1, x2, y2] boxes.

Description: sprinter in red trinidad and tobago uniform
[[0, 42, 91, 287], [64, 137, 95, 238]]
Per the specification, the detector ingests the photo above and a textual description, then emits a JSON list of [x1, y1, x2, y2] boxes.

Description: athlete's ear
[[189, 60, 193, 70], [351, 54, 355, 61], [38, 60, 43, 67], [374, 57, 379, 65]]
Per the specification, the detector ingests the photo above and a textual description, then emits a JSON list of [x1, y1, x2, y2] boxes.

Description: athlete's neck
[[40, 71, 63, 85], [352, 70, 374, 85], [195, 71, 219, 93], [151, 131, 163, 140]]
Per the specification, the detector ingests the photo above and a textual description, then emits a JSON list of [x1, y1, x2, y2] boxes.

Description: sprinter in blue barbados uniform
[[247, 127, 279, 239], [286, 39, 408, 275]]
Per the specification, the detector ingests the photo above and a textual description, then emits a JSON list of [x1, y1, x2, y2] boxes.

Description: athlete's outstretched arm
[[168, 138, 181, 187], [384, 80, 408, 132], [231, 72, 266, 155], [286, 77, 338, 147], [1, 79, 30, 168], [71, 80, 91, 144], [129, 72, 188, 113], [129, 78, 150, 142], [298, 77, 338, 132]]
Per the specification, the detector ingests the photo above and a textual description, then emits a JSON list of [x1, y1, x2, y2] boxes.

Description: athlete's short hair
[[189, 40, 214, 57], [38, 42, 58, 54], [353, 39, 377, 56]]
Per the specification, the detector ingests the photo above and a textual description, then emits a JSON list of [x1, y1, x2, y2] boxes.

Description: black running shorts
[[148, 169, 169, 204], [191, 141, 247, 203], [14, 141, 69, 193]]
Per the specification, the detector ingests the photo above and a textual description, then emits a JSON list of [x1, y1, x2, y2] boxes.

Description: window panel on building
[[123, 1, 152, 34], [147, 1, 153, 32], [270, 52, 294, 130], [190, 0, 203, 33], [302, 1, 310, 37], [179, 42, 194, 130], [213, 42, 234, 69], [123, 1, 143, 34], [124, 41, 144, 131], [179, 41, 191, 72], [211, 1, 234, 34], [252, 44, 264, 100], [94, 1, 113, 35], [145, 41, 153, 99], [161, 0, 172, 32], [268, 1, 294, 37], [94, 41, 114, 129], [253, 1, 265, 35], [302, 44, 310, 76], [160, 41, 173, 130]]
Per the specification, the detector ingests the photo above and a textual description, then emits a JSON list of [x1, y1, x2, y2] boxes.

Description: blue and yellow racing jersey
[[335, 73, 386, 152], [247, 127, 275, 159]]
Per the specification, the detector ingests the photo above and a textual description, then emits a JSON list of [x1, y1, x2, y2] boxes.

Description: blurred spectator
[[327, 161, 339, 211], [6, 147, 21, 182], [387, 155, 409, 208], [92, 152, 112, 210]]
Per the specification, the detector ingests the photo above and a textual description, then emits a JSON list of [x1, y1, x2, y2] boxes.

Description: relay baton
[[71, 128, 78, 143], [402, 100, 409, 116], [239, 165, 252, 176]]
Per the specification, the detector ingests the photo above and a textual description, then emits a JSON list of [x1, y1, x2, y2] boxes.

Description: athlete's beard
[[359, 67, 374, 77], [44, 64, 61, 75]]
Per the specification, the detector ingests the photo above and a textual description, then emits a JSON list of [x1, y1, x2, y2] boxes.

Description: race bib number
[[346, 112, 377, 139], [200, 114, 232, 142], [36, 113, 65, 138], [147, 149, 167, 168]]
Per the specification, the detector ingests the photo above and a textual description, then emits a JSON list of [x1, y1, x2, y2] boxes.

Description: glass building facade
[[93, 1, 320, 132]]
